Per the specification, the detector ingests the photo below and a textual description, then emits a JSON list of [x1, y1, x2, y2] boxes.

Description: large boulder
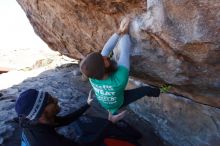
[[128, 79, 220, 146], [16, 0, 220, 145]]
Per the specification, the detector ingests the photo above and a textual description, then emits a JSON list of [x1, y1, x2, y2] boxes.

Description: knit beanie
[[15, 89, 49, 120], [80, 52, 105, 80]]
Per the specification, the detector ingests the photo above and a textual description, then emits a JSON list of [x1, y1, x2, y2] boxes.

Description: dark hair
[[104, 58, 117, 75], [80, 52, 105, 79]]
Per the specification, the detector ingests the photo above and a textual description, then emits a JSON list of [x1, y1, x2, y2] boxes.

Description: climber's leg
[[121, 86, 160, 108]]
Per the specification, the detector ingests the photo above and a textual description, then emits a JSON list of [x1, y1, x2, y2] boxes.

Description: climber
[[15, 88, 93, 146], [80, 17, 160, 123]]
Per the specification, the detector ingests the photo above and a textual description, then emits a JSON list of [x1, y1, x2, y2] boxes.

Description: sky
[[0, 0, 48, 50]]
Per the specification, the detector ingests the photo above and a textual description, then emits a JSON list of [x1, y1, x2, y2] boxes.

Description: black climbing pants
[[121, 86, 160, 108]]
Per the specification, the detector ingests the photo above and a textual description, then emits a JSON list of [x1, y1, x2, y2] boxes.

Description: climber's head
[[80, 52, 105, 79], [80, 52, 117, 79]]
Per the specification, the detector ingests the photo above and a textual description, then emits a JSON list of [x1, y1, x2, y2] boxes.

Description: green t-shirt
[[89, 66, 129, 114]]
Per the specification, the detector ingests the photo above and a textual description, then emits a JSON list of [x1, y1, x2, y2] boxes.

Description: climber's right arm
[[101, 33, 120, 57]]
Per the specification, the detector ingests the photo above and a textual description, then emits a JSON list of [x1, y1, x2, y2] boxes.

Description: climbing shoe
[[160, 84, 171, 93]]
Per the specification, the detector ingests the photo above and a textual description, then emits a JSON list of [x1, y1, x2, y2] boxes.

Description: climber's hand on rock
[[118, 16, 130, 35]]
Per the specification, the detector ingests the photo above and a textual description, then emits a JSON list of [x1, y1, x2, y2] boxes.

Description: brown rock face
[[16, 0, 146, 59], [16, 0, 220, 145], [16, 0, 220, 108]]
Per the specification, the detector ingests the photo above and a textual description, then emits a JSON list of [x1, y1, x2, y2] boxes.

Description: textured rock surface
[[0, 55, 82, 145], [15, 0, 220, 145], [0, 63, 88, 145], [128, 79, 220, 146]]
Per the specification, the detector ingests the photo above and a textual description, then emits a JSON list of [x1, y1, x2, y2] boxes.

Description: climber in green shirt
[[80, 17, 160, 123]]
